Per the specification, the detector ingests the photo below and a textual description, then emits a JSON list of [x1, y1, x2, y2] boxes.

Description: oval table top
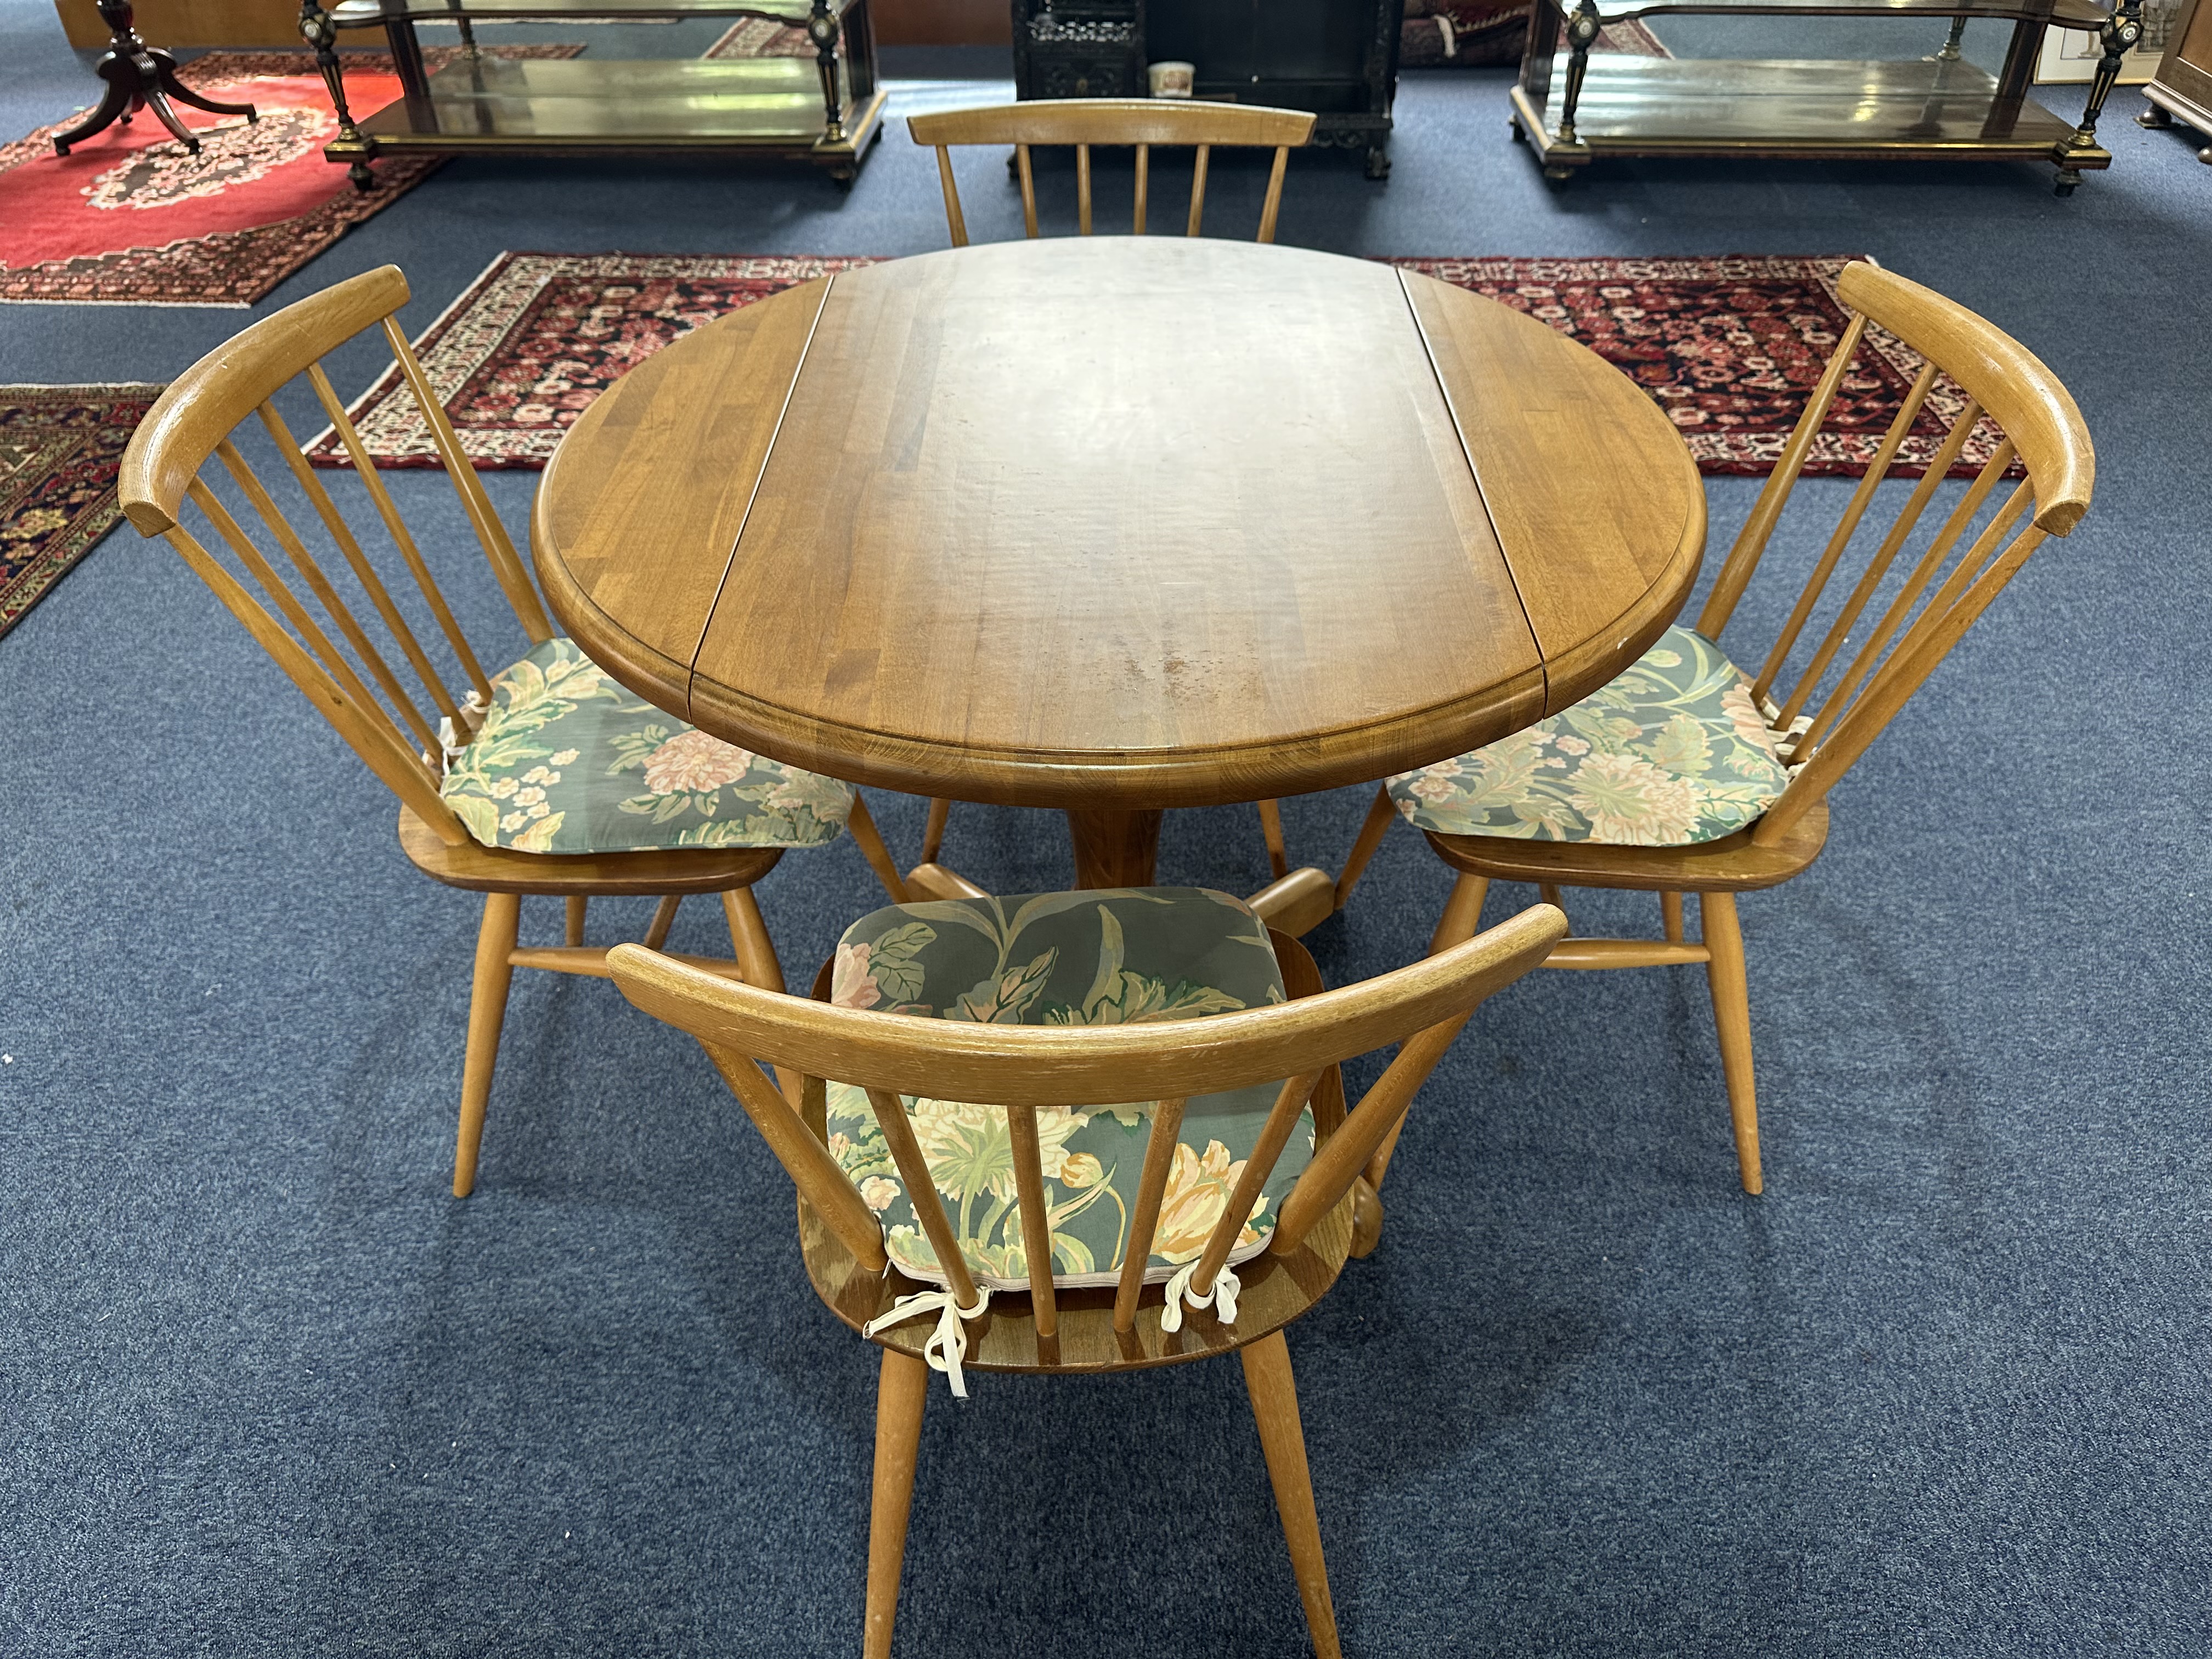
[[533, 236, 1705, 814]]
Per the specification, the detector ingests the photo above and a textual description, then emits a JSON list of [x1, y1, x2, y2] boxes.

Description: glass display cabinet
[[1510, 0, 2146, 193], [302, 0, 885, 188]]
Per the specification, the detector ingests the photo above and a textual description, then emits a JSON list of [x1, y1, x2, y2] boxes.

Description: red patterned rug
[[0, 46, 580, 307], [703, 18, 815, 57], [1, 384, 164, 640], [304, 253, 886, 467], [308, 251, 1999, 478], [1393, 256, 2004, 477], [1402, 4, 1668, 67]]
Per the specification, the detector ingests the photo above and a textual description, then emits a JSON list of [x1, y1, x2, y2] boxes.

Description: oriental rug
[[307, 251, 2001, 478], [702, 18, 816, 57], [1402, 4, 1669, 69], [0, 46, 582, 307], [0, 384, 163, 640]]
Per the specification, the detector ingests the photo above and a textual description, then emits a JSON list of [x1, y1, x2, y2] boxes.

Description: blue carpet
[[2, 4, 2208, 1655]]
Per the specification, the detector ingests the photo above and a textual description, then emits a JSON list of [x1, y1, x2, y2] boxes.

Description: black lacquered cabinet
[[1011, 0, 1403, 176]]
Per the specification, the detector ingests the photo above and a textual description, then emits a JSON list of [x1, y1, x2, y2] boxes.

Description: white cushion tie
[[1158, 1260, 1240, 1334], [863, 1286, 991, 1398], [436, 689, 487, 776]]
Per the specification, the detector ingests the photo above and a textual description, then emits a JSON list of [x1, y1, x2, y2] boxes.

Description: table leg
[[1066, 807, 1161, 889]]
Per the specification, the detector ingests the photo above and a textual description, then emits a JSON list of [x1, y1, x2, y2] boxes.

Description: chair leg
[[920, 795, 951, 867], [865, 1347, 930, 1659], [641, 894, 681, 950], [1334, 784, 1397, 910], [1256, 798, 1290, 881], [564, 895, 588, 947], [1699, 891, 1762, 1195], [846, 791, 910, 904], [1426, 873, 1489, 955], [1660, 890, 1684, 944], [453, 891, 521, 1198], [1240, 1330, 1341, 1659], [724, 887, 798, 1101], [721, 887, 786, 994]]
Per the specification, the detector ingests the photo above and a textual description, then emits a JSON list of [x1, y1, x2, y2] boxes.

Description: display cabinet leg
[[1934, 15, 1967, 60], [2064, 0, 2142, 154], [2053, 168, 2080, 195], [1556, 0, 1601, 146], [301, 0, 378, 189], [2136, 100, 2172, 128], [1509, 116, 1526, 142], [1364, 144, 1390, 179], [2199, 144, 2212, 164], [808, 0, 846, 143]]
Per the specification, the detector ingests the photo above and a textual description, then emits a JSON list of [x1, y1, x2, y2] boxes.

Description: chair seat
[[440, 636, 854, 856], [1386, 625, 1791, 847], [823, 887, 1314, 1294]]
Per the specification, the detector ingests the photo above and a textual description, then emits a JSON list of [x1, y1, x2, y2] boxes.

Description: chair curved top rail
[[908, 98, 1316, 150], [121, 264, 412, 534], [609, 902, 1566, 1106], [1836, 262, 2093, 535]]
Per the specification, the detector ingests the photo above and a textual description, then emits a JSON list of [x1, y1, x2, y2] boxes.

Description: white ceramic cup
[[1147, 60, 1195, 98]]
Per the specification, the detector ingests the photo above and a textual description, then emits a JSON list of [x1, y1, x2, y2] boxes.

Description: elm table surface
[[532, 235, 1705, 890]]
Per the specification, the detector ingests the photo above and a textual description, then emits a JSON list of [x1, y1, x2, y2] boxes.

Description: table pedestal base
[[1067, 806, 1162, 889], [907, 807, 1338, 938]]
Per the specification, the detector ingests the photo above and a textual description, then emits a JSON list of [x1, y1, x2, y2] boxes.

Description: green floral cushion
[[1387, 625, 1791, 846], [823, 888, 1314, 1293], [439, 636, 854, 855]]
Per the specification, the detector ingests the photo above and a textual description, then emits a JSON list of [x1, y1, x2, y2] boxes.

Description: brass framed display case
[[1510, 0, 2148, 194], [2136, 0, 2212, 159], [302, 0, 887, 188]]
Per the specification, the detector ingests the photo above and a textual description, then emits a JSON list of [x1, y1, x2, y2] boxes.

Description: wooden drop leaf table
[[532, 236, 1706, 933]]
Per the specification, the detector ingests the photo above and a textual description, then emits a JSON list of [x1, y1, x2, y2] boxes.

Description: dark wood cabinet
[[2138, 0, 2212, 161], [1010, 0, 1403, 176]]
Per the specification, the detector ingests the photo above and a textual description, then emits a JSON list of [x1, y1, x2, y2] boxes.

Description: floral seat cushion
[[1387, 625, 1792, 847], [439, 636, 854, 855], [825, 887, 1314, 1294]]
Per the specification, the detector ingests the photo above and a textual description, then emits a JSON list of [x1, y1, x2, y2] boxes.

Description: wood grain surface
[[535, 236, 1705, 809]]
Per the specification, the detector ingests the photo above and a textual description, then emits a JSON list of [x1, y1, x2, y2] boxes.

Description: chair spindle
[[1751, 359, 1940, 703], [1006, 1105, 1059, 1336], [1113, 1095, 1186, 1331], [216, 433, 441, 752], [257, 399, 471, 732], [866, 1086, 984, 1311], [307, 364, 495, 705], [1771, 400, 1983, 730]]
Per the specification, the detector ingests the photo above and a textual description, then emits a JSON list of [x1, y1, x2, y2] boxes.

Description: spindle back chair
[[119, 264, 905, 1196], [907, 97, 1315, 246], [608, 900, 1567, 1659], [1337, 261, 2095, 1195], [903, 98, 1316, 884]]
